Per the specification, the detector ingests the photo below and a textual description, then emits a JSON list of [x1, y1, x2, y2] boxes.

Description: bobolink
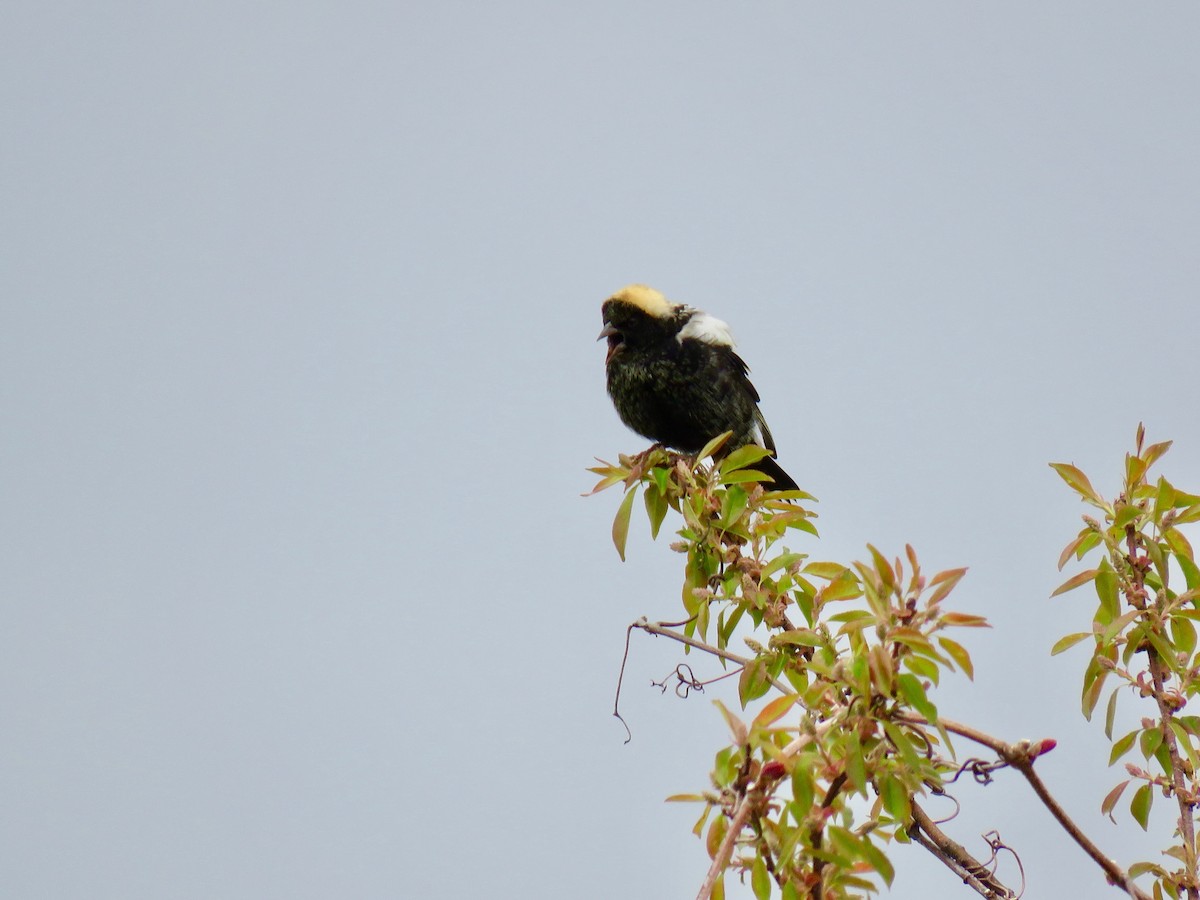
[[599, 284, 799, 492]]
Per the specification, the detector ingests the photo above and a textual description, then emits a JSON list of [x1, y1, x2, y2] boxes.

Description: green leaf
[[1144, 629, 1181, 674], [611, 486, 638, 561], [1100, 780, 1130, 823], [1155, 477, 1177, 520], [1166, 525, 1195, 560], [1100, 609, 1141, 646], [719, 602, 746, 648], [878, 773, 912, 823], [1178, 552, 1200, 592], [845, 731, 866, 794], [763, 552, 805, 578], [1051, 568, 1098, 598], [720, 443, 772, 474], [860, 835, 896, 886], [1050, 462, 1106, 507], [718, 486, 749, 529], [754, 693, 798, 730], [714, 746, 737, 786], [1130, 783, 1152, 830], [1126, 453, 1148, 486], [714, 701, 749, 745], [1050, 632, 1092, 655], [1095, 563, 1120, 621], [682, 548, 708, 615], [1108, 730, 1137, 766], [868, 644, 895, 694], [697, 431, 733, 463], [1170, 720, 1200, 774], [1139, 727, 1163, 761], [792, 766, 815, 814], [1113, 502, 1143, 531], [751, 856, 771, 900], [896, 673, 938, 723], [1126, 862, 1166, 880], [1075, 530, 1103, 560], [1176, 503, 1200, 525], [939, 611, 990, 627], [1142, 440, 1173, 469], [650, 466, 670, 494], [695, 598, 710, 644], [772, 628, 824, 648], [827, 826, 863, 865], [1104, 686, 1119, 740], [1171, 615, 1197, 658], [901, 655, 941, 684], [643, 484, 668, 539], [793, 583, 814, 626], [803, 561, 848, 580], [881, 721, 923, 772], [867, 544, 895, 592], [719, 469, 773, 485], [691, 802, 712, 837], [1058, 529, 1094, 570], [937, 637, 974, 679], [829, 609, 874, 625], [1082, 662, 1108, 720], [927, 567, 968, 605], [820, 571, 863, 602], [738, 659, 772, 707], [1177, 715, 1200, 739], [782, 516, 819, 537]]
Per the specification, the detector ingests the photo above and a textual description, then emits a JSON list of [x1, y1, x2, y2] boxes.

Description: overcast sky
[[3, 3, 1199, 898]]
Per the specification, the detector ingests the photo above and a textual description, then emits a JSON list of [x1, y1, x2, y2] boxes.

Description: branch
[[696, 793, 754, 900], [897, 713, 1151, 898], [1148, 650, 1198, 898], [1004, 744, 1152, 900], [935, 716, 1010, 755], [632, 617, 789, 693], [908, 801, 1018, 899], [1126, 524, 1199, 900], [780, 719, 835, 758]]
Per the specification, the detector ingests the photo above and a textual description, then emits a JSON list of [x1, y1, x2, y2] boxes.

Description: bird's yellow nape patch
[[606, 284, 676, 319]]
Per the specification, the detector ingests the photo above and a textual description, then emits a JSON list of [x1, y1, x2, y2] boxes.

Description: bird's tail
[[753, 454, 800, 493]]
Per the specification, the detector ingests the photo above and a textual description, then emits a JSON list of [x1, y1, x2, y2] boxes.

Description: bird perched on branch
[[598, 284, 799, 492]]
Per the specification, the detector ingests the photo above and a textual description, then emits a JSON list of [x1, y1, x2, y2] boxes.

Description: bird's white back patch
[[679, 311, 735, 348]]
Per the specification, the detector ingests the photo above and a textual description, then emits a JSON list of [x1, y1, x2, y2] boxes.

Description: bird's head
[[598, 284, 733, 363]]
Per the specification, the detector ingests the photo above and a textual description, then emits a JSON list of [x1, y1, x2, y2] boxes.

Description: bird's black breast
[[606, 338, 761, 453]]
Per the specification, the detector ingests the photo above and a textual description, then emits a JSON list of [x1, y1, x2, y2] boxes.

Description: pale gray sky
[[3, 3, 1199, 898]]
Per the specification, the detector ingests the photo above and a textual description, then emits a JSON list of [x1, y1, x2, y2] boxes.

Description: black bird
[[599, 284, 799, 492]]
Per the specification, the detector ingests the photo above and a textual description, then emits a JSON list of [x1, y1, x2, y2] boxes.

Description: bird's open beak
[[598, 322, 623, 363]]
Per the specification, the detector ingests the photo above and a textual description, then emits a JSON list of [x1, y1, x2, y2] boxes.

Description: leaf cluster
[[1051, 426, 1200, 898], [589, 437, 986, 898]]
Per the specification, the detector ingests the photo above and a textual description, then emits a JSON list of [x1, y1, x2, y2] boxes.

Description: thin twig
[[612, 620, 637, 742]]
